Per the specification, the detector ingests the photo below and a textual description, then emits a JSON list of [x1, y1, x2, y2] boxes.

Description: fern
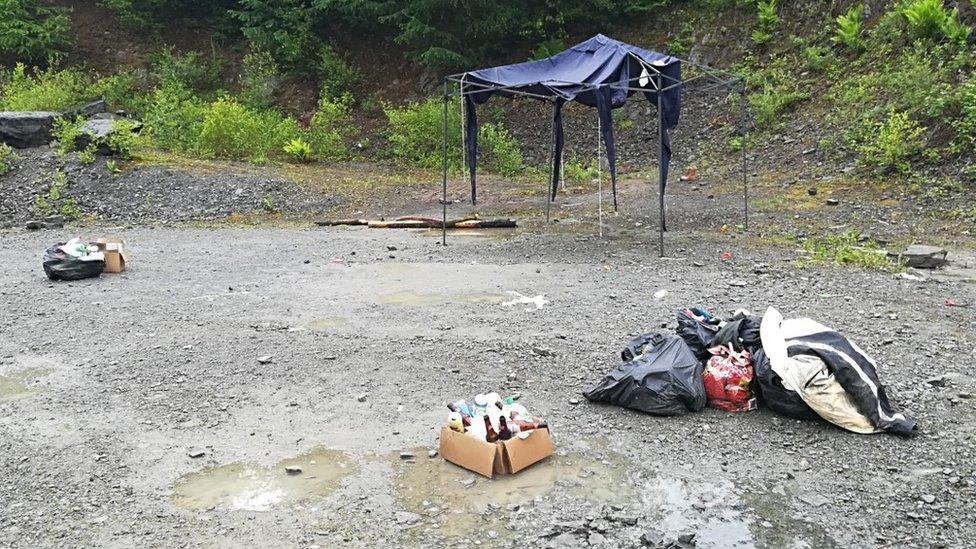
[[833, 4, 864, 52]]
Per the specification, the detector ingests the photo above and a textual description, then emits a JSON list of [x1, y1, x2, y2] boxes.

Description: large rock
[[896, 245, 949, 269], [61, 100, 107, 119], [77, 117, 142, 154], [0, 112, 59, 148]]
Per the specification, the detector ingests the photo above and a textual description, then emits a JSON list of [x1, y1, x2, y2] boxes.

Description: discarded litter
[[42, 238, 105, 281], [583, 333, 706, 416], [583, 305, 917, 436], [502, 291, 548, 311], [439, 392, 553, 478], [653, 289, 669, 300]]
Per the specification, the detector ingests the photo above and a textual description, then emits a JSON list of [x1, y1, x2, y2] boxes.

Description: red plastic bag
[[703, 344, 756, 413]]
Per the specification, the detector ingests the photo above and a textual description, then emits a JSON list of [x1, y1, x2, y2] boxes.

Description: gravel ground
[[1, 219, 975, 548], [0, 148, 342, 227]]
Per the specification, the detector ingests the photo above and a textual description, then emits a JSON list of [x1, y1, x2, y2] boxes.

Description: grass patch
[[798, 230, 898, 271]]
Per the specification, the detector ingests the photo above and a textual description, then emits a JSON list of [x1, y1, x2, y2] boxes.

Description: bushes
[[0, 143, 14, 175], [0, 0, 71, 63], [150, 47, 221, 92], [316, 45, 359, 98], [833, 4, 864, 52], [900, 0, 970, 46], [0, 64, 92, 111], [240, 50, 280, 109], [855, 109, 926, 173], [142, 81, 207, 152], [384, 98, 522, 176], [751, 0, 778, 46], [948, 79, 976, 155], [746, 62, 810, 129], [196, 96, 300, 162], [307, 93, 352, 161]]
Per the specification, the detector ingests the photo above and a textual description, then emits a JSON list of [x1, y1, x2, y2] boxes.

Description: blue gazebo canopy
[[457, 34, 683, 207]]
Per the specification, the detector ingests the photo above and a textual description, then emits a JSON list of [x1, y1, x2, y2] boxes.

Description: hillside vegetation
[[0, 0, 974, 194]]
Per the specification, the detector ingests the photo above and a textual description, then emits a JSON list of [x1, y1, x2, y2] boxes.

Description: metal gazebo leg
[[658, 80, 665, 259], [442, 82, 449, 246], [741, 87, 749, 230]]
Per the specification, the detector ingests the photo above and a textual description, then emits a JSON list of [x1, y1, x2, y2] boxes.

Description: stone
[[187, 448, 205, 458], [798, 493, 829, 507], [825, 198, 840, 206], [921, 494, 936, 504], [588, 532, 608, 545], [25, 220, 43, 230], [62, 99, 107, 119], [531, 346, 555, 357], [387, 245, 397, 251], [0, 111, 59, 148], [284, 465, 302, 474], [807, 187, 817, 196], [395, 511, 421, 525], [896, 245, 949, 269], [257, 355, 273, 364], [399, 451, 415, 460], [641, 529, 664, 546], [569, 397, 581, 405], [427, 449, 438, 458], [356, 393, 368, 402], [77, 117, 143, 154]]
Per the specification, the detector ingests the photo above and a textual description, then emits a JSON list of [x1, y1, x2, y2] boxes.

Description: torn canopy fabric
[[460, 34, 682, 206]]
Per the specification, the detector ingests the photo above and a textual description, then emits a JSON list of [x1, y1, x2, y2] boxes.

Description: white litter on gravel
[[502, 291, 548, 311]]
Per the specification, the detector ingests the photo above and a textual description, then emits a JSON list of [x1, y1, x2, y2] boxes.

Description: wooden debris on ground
[[314, 215, 516, 229]]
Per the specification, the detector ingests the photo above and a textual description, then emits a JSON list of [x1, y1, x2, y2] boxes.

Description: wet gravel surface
[[0, 148, 341, 227], [1, 220, 975, 548]]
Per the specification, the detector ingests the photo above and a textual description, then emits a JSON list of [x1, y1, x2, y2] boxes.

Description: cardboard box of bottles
[[438, 426, 554, 478], [93, 238, 129, 273]]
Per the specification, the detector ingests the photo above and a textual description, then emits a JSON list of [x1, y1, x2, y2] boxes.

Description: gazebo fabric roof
[[459, 34, 683, 205]]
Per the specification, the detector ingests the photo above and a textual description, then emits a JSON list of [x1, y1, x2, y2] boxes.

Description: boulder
[[77, 117, 142, 154], [896, 245, 949, 269], [0, 112, 59, 148], [62, 100, 107, 119]]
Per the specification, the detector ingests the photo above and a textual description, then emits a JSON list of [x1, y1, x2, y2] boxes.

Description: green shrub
[[0, 0, 71, 63], [752, 0, 779, 45], [666, 22, 694, 58], [150, 47, 221, 92], [802, 46, 829, 72], [949, 79, 976, 155], [856, 109, 925, 173], [0, 64, 93, 111], [107, 119, 141, 159], [52, 116, 85, 155], [142, 81, 207, 152], [0, 142, 14, 175], [746, 62, 810, 129], [900, 0, 970, 45], [563, 159, 599, 183], [530, 38, 566, 61], [240, 50, 280, 109], [89, 72, 144, 113], [77, 143, 97, 165], [833, 4, 864, 52], [307, 93, 352, 161], [34, 169, 80, 219], [196, 96, 299, 162], [316, 44, 359, 99], [283, 138, 312, 161], [384, 98, 523, 176]]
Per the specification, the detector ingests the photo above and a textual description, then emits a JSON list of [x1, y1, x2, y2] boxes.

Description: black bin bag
[[42, 243, 105, 281], [751, 348, 819, 420], [583, 333, 706, 416]]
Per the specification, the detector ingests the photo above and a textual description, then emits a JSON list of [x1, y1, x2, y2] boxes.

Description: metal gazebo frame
[[438, 54, 749, 257]]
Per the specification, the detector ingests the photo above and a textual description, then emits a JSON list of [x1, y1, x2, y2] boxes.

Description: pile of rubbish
[[584, 307, 917, 436], [42, 238, 105, 281], [440, 392, 554, 477], [445, 392, 547, 442]]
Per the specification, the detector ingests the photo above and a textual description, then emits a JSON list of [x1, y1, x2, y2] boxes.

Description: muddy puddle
[[377, 290, 505, 307], [171, 447, 357, 512], [0, 357, 56, 402], [393, 451, 630, 544], [306, 317, 348, 331]]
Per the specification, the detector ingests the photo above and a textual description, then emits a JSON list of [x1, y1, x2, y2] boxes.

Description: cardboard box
[[93, 238, 129, 273], [439, 426, 555, 478]]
